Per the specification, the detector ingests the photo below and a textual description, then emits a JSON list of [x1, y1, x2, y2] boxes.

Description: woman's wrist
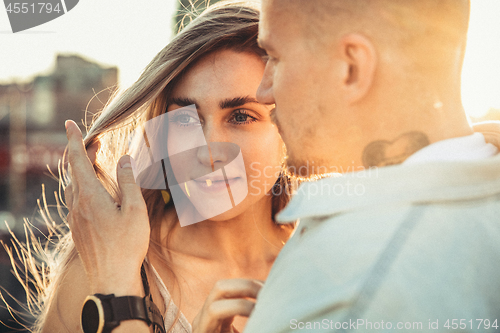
[[90, 270, 145, 297]]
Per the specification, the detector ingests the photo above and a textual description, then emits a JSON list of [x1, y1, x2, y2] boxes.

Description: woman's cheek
[[236, 128, 283, 197], [245, 155, 279, 198]]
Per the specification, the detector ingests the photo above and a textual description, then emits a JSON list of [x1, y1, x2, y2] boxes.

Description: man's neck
[[359, 101, 473, 168]]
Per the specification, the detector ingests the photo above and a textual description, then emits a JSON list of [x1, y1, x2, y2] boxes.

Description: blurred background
[[1, 0, 500, 331]]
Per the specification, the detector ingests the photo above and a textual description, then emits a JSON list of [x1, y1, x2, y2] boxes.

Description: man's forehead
[[259, 0, 273, 27], [258, 0, 297, 42], [258, 0, 276, 48], [262, 0, 292, 15]]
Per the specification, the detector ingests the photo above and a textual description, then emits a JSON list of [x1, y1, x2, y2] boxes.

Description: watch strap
[[81, 262, 165, 333], [109, 296, 148, 323], [109, 296, 165, 330], [92, 294, 165, 333]]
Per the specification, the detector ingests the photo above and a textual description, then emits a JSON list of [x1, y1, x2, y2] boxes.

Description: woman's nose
[[196, 144, 214, 169], [196, 123, 228, 169]]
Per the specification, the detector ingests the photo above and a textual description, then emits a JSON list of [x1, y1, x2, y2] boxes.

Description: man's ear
[[338, 33, 377, 103]]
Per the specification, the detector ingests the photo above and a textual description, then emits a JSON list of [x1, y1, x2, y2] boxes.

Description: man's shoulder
[[246, 202, 500, 333], [277, 196, 500, 298]]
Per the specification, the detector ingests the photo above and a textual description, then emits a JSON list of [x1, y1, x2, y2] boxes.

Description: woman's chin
[[201, 206, 240, 222], [200, 201, 249, 222]]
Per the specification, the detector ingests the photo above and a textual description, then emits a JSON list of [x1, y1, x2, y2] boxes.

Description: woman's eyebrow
[[219, 96, 259, 109], [168, 97, 197, 108]]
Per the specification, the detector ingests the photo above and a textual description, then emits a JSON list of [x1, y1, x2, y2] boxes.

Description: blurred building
[[0, 55, 117, 331], [0, 54, 117, 226]]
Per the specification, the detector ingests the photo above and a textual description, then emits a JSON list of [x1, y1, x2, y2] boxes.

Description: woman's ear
[[338, 33, 377, 104]]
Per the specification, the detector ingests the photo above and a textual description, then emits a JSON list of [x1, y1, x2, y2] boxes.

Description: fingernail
[[120, 156, 131, 168], [65, 120, 70, 135]]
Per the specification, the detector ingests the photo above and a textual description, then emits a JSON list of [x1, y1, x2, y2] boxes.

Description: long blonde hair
[[2, 1, 296, 332]]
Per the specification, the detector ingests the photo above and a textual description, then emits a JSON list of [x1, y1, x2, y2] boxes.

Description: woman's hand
[[472, 120, 500, 148], [64, 120, 150, 297], [192, 279, 263, 333]]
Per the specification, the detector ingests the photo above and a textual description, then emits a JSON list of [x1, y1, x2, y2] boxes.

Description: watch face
[[81, 296, 104, 333]]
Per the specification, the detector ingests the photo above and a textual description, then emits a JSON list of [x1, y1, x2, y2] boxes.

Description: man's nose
[[256, 64, 275, 105]]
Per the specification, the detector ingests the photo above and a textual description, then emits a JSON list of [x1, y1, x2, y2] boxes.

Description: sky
[[461, 0, 500, 117], [1, 0, 500, 118], [0, 0, 178, 88]]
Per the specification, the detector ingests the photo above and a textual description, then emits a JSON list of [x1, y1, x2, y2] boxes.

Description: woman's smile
[[192, 176, 242, 193]]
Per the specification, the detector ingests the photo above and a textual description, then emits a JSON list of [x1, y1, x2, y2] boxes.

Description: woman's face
[[166, 49, 284, 223]]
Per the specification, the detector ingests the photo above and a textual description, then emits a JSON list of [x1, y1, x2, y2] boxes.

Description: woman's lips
[[192, 177, 241, 193]]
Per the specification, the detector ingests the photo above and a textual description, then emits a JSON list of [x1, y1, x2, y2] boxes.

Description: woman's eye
[[229, 110, 257, 125], [178, 114, 191, 124], [235, 114, 249, 122], [172, 113, 199, 127]]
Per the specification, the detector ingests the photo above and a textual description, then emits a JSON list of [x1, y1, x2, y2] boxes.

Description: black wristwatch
[[81, 293, 165, 333]]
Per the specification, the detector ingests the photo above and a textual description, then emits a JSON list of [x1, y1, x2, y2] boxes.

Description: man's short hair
[[285, 0, 471, 73]]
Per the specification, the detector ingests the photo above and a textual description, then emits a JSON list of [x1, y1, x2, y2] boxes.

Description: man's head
[[257, 0, 472, 176]]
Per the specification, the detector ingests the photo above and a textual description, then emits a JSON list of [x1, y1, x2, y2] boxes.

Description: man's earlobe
[[340, 33, 377, 103]]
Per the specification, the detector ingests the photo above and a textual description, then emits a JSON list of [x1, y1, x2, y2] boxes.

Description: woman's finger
[[65, 120, 101, 189], [207, 279, 263, 304], [201, 298, 255, 333], [64, 182, 74, 212], [472, 120, 500, 133], [209, 299, 255, 318], [66, 162, 78, 196], [193, 279, 262, 333], [472, 121, 500, 147], [65, 136, 99, 211]]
